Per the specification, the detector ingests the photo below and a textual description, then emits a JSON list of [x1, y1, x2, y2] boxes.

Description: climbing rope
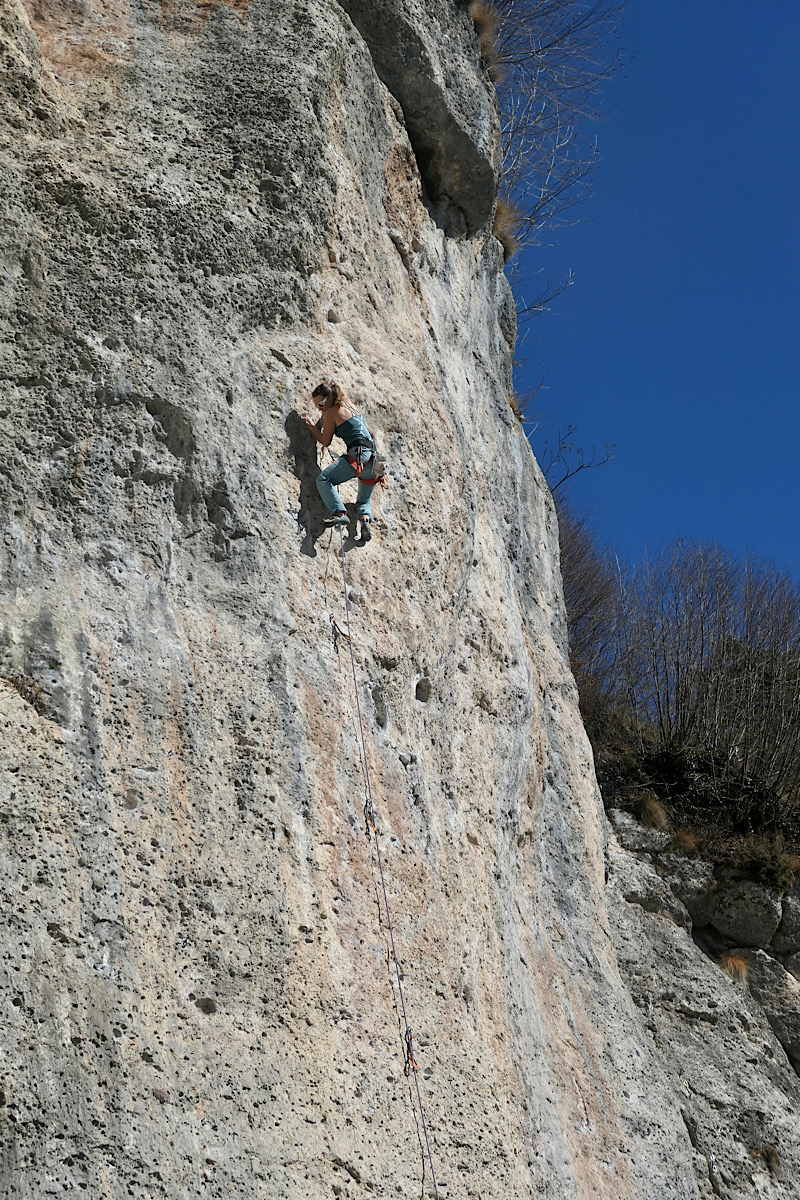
[[333, 524, 441, 1200]]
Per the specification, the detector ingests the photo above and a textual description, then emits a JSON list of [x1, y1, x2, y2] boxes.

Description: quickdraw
[[404, 1029, 418, 1077], [330, 615, 350, 656]]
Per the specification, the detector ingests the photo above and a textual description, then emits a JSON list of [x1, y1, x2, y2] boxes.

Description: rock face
[[1, 3, 798, 1199], [339, 0, 501, 234], [608, 798, 800, 1194], [607, 851, 799, 1198], [745, 952, 800, 1074], [774, 883, 800, 955], [708, 880, 784, 948]]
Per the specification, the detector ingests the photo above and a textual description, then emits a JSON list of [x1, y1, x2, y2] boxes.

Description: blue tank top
[[335, 413, 371, 450]]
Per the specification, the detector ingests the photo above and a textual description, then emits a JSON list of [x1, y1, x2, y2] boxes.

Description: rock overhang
[[339, 0, 501, 235]]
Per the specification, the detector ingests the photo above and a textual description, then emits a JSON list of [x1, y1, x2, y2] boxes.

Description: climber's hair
[[312, 380, 345, 407]]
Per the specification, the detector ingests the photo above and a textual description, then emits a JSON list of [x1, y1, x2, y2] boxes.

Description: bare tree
[[556, 496, 619, 685], [488, 0, 629, 246], [611, 542, 800, 829]]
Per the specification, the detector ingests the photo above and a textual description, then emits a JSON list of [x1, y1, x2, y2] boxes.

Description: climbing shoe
[[326, 512, 348, 528], [359, 516, 372, 542]]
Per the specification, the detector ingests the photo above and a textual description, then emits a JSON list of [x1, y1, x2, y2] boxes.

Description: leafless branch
[[491, 0, 627, 246], [539, 423, 615, 492], [510, 267, 574, 322]]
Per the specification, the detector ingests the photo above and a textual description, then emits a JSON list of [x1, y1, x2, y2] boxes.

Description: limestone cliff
[[0, 2, 797, 1198]]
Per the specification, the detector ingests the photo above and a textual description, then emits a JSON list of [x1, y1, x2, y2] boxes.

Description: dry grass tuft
[[468, 0, 497, 37], [635, 793, 669, 831], [507, 392, 525, 422], [718, 952, 749, 985], [493, 198, 520, 261], [671, 827, 702, 856], [5, 673, 47, 714], [749, 1145, 782, 1179], [468, 1, 503, 80]]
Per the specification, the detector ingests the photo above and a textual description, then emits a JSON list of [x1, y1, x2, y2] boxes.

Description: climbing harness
[[332, 523, 440, 1199], [337, 411, 390, 487], [347, 439, 389, 488], [322, 428, 389, 491], [403, 1029, 418, 1078]]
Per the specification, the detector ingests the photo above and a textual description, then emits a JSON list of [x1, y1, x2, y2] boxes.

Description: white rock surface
[[745, 951, 800, 1074], [607, 834, 691, 930], [608, 846, 800, 1200], [0, 2, 798, 1198], [774, 883, 800, 955], [658, 854, 717, 928], [609, 808, 672, 854], [709, 881, 784, 947]]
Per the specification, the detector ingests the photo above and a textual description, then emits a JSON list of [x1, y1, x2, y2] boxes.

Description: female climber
[[302, 380, 382, 541]]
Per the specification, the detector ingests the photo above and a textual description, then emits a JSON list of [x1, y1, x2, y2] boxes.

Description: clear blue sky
[[519, 0, 800, 577]]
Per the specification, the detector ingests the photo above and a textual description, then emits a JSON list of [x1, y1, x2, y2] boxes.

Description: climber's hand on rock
[[302, 415, 323, 443]]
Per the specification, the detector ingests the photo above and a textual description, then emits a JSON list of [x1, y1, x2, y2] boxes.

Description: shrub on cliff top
[[730, 834, 798, 893], [670, 828, 703, 857], [558, 516, 800, 847], [490, 1, 628, 248], [613, 543, 800, 832]]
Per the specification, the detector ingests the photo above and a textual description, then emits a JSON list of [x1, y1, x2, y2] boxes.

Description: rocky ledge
[[608, 809, 800, 1195]]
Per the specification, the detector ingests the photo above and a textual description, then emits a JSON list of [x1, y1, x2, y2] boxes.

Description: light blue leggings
[[316, 456, 378, 518]]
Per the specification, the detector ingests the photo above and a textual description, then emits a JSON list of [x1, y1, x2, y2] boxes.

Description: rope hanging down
[[335, 525, 441, 1200]]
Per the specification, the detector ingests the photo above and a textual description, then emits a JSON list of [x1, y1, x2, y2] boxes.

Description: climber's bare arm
[[303, 408, 337, 446]]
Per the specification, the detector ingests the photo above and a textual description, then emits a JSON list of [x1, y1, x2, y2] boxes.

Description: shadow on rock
[[285, 410, 328, 556]]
